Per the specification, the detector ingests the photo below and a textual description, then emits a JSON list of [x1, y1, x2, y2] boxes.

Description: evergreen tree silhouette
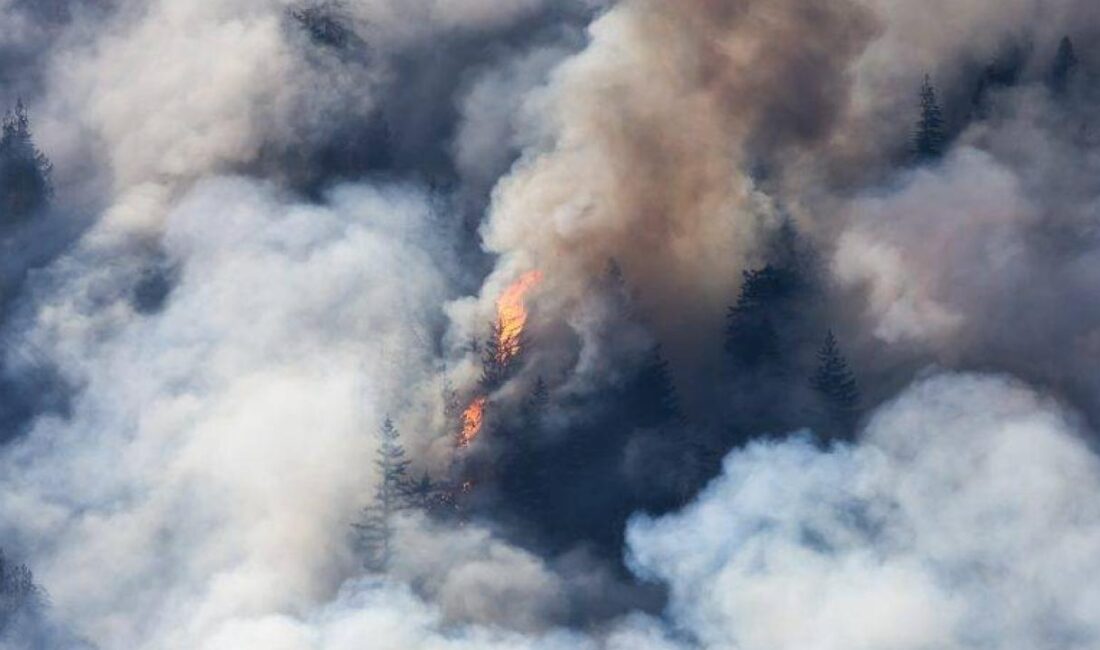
[[0, 549, 44, 632], [810, 331, 861, 437], [969, 45, 1027, 121], [0, 101, 52, 222], [913, 75, 946, 161], [1050, 36, 1079, 96], [505, 377, 552, 525], [353, 417, 411, 572], [725, 265, 802, 368], [479, 321, 517, 392], [522, 377, 550, 423], [628, 345, 683, 428]]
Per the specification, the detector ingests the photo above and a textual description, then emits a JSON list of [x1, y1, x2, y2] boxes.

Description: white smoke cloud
[[834, 147, 1032, 346], [0, 177, 454, 648], [27, 0, 574, 231], [452, 42, 574, 198], [198, 578, 591, 650], [627, 373, 1100, 650], [27, 368, 1090, 650]]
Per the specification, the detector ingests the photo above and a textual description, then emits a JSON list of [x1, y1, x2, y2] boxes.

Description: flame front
[[496, 270, 543, 364], [456, 271, 544, 450], [459, 396, 487, 449]]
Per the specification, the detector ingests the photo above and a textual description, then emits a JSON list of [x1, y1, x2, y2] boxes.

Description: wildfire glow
[[459, 396, 487, 448], [496, 270, 543, 364], [456, 271, 544, 449]]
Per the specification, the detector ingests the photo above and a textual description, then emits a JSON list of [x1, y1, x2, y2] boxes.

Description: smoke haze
[[0, 0, 1097, 648]]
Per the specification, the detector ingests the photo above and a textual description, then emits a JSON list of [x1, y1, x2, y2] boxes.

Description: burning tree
[[458, 396, 487, 449], [460, 271, 544, 449], [353, 417, 411, 572], [478, 322, 512, 393], [479, 270, 543, 391], [446, 271, 546, 520]]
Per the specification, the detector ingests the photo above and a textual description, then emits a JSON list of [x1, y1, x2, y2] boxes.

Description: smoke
[[0, 177, 455, 648], [472, 0, 875, 389], [626, 373, 1100, 650], [223, 373, 1100, 650], [21, 368, 1091, 649], [0, 0, 1096, 647], [832, 76, 1100, 419]]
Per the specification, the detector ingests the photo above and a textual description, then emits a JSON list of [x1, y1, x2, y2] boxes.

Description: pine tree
[[0, 549, 44, 632], [913, 75, 946, 162], [522, 377, 549, 424], [479, 320, 516, 392], [725, 265, 801, 367], [503, 377, 552, 525], [0, 101, 53, 222], [628, 345, 683, 428], [1050, 36, 1079, 95], [353, 417, 412, 572], [810, 332, 861, 436]]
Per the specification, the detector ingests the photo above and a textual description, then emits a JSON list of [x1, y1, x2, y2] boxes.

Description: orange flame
[[459, 396, 487, 449], [496, 270, 543, 364], [456, 271, 543, 450]]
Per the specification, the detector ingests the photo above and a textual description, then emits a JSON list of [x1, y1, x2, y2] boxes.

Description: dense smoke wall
[[0, 0, 1097, 648]]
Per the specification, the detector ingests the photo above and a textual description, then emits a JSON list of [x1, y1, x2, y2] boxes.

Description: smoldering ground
[[0, 0, 1098, 648]]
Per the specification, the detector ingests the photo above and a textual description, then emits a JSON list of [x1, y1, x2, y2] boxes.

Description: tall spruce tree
[[913, 75, 946, 162], [810, 331, 860, 436], [353, 417, 412, 572], [0, 102, 53, 222], [1050, 36, 1079, 95], [628, 345, 683, 428], [523, 377, 550, 424], [479, 321, 512, 392], [505, 377, 552, 524], [725, 265, 802, 368]]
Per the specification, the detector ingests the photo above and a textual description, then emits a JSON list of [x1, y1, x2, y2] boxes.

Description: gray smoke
[[0, 0, 1098, 647], [93, 373, 1098, 649]]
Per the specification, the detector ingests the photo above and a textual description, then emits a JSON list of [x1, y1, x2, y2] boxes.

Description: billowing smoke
[[0, 0, 1097, 647], [627, 373, 1100, 650], [40, 372, 1092, 649]]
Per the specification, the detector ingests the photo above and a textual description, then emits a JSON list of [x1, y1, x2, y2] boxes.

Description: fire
[[456, 271, 543, 450], [459, 396, 487, 449], [495, 270, 543, 364]]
